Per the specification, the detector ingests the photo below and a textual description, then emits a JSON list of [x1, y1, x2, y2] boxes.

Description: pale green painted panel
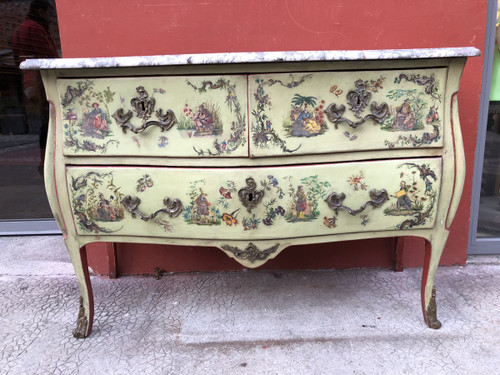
[[249, 68, 447, 157], [66, 157, 442, 240], [57, 75, 248, 157]]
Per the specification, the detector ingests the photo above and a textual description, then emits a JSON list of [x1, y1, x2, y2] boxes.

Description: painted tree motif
[[381, 89, 427, 132], [285, 175, 331, 223], [70, 171, 124, 233], [384, 163, 438, 229], [61, 80, 119, 153], [383, 73, 442, 148], [185, 78, 246, 156], [251, 74, 313, 153], [283, 94, 328, 137]]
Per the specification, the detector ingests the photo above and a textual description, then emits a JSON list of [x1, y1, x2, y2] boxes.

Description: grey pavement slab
[[0, 236, 499, 374]]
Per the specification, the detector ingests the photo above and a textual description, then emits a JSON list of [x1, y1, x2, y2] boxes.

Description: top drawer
[[57, 75, 249, 157], [249, 67, 448, 157], [56, 67, 447, 158]]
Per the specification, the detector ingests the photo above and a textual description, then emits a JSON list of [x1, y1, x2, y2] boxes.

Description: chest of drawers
[[22, 48, 479, 338]]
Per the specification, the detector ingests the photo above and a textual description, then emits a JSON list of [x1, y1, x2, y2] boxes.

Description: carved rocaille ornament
[[221, 243, 279, 263], [121, 195, 183, 221], [112, 86, 177, 134], [325, 188, 389, 216], [324, 79, 389, 129], [238, 177, 264, 213]]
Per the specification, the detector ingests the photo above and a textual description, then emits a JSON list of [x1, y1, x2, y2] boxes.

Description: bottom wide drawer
[[66, 158, 442, 239]]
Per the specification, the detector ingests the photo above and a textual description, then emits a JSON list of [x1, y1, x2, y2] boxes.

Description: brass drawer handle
[[324, 79, 389, 129], [112, 86, 177, 134], [325, 188, 389, 216], [324, 102, 389, 129], [238, 177, 264, 213], [121, 195, 183, 221]]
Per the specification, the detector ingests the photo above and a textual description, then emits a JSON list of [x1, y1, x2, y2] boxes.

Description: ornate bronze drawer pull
[[324, 79, 389, 129], [121, 195, 183, 221], [238, 177, 264, 213], [112, 86, 177, 134], [324, 102, 389, 129], [325, 188, 389, 216]]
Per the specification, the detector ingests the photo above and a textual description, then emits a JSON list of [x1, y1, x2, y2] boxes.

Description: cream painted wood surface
[[30, 49, 477, 337], [65, 157, 441, 239], [57, 75, 248, 157], [249, 68, 447, 157]]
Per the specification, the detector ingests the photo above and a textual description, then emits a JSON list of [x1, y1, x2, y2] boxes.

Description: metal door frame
[[0, 220, 60, 235], [469, 0, 500, 254]]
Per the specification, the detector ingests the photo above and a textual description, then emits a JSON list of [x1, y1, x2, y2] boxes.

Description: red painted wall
[[54, 0, 487, 275]]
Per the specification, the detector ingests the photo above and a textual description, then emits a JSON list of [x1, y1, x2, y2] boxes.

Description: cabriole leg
[[421, 233, 448, 329], [65, 238, 94, 338]]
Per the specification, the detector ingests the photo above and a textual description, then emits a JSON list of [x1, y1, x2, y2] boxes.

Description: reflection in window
[[478, 8, 500, 237], [478, 101, 500, 237], [0, 0, 60, 220]]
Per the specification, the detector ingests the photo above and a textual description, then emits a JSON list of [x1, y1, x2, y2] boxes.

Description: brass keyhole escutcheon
[[238, 177, 264, 213]]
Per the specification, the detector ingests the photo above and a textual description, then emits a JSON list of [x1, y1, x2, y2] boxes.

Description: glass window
[[0, 0, 60, 222], [478, 99, 500, 237], [475, 2, 500, 240]]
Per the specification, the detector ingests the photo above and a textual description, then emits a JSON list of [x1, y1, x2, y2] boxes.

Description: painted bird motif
[[402, 163, 437, 181], [222, 208, 240, 226]]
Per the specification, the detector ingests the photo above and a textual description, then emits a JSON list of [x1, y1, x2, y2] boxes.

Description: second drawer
[[66, 157, 442, 240]]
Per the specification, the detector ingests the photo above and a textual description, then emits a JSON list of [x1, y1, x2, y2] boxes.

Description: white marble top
[[20, 47, 481, 70]]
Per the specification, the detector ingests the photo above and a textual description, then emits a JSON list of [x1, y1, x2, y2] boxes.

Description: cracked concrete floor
[[0, 236, 499, 374]]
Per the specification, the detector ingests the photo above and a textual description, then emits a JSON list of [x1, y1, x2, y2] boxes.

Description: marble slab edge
[[20, 47, 481, 70]]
